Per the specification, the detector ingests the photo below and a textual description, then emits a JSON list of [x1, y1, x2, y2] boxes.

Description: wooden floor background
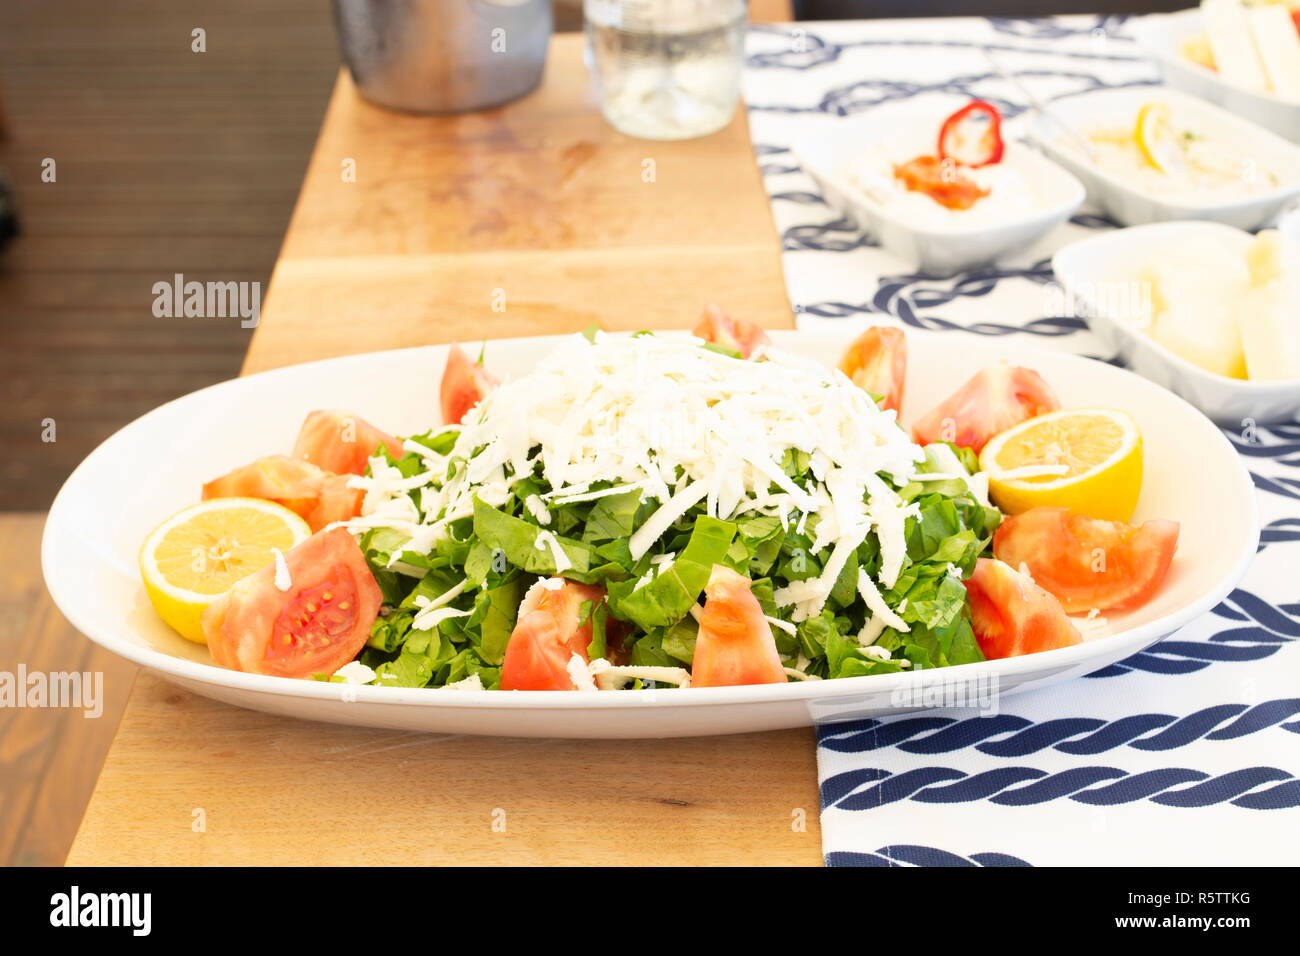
[[0, 0, 340, 512], [0, 0, 340, 865]]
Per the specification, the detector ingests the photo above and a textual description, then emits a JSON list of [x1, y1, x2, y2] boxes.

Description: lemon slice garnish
[[139, 497, 311, 643], [1135, 103, 1182, 175], [979, 408, 1143, 522]]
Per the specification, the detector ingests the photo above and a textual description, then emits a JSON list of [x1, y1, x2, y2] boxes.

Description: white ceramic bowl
[[41, 329, 1258, 738], [1027, 86, 1300, 229], [1280, 204, 1300, 244], [1053, 219, 1300, 425], [1131, 8, 1300, 143], [794, 99, 1085, 277]]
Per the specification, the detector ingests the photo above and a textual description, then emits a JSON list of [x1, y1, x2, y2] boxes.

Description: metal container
[[332, 0, 553, 113]]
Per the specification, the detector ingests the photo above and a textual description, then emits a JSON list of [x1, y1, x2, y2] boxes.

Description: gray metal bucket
[[332, 0, 553, 113]]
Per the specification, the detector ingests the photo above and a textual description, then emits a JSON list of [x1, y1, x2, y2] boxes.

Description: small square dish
[[1131, 5, 1300, 143], [1026, 86, 1300, 229], [793, 97, 1086, 277], [1052, 219, 1300, 424]]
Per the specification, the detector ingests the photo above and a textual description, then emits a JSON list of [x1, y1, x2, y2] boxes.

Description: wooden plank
[[68, 31, 811, 868], [243, 43, 792, 372], [0, 514, 136, 866], [69, 16, 819, 868], [752, 0, 795, 21], [68, 672, 821, 867]]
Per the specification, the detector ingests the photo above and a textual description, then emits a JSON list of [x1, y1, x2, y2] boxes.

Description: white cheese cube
[[1203, 0, 1271, 93], [1248, 4, 1300, 100]]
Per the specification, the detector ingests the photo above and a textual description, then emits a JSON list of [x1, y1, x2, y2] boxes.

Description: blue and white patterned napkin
[[742, 16, 1300, 866]]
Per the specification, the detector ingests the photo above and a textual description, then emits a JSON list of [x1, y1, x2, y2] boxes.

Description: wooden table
[[67, 30, 821, 866]]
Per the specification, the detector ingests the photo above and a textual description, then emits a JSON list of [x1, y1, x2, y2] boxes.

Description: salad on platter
[[138, 308, 1180, 692]]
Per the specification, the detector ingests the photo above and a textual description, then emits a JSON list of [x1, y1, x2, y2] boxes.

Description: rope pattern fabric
[[741, 15, 1300, 866]]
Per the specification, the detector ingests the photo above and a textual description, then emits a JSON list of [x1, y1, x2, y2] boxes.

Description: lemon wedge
[[979, 408, 1143, 522], [139, 497, 311, 643], [1134, 103, 1181, 175]]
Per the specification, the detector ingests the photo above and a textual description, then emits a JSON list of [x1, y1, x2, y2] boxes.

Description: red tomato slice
[[963, 558, 1082, 660], [693, 304, 773, 359], [202, 527, 381, 679], [911, 363, 1060, 453], [838, 326, 907, 413], [440, 343, 500, 426], [937, 100, 1005, 168], [202, 455, 364, 532], [500, 579, 606, 690], [893, 155, 990, 211], [691, 565, 788, 688], [992, 507, 1180, 614], [291, 410, 401, 477]]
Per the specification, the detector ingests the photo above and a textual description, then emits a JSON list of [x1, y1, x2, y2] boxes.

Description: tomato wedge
[[291, 410, 401, 477], [992, 507, 1179, 614], [691, 566, 788, 688], [440, 343, 500, 426], [838, 325, 907, 413], [693, 304, 772, 359], [500, 579, 606, 690], [202, 455, 364, 532], [963, 558, 1082, 660], [937, 100, 1005, 168], [201, 527, 382, 679], [911, 363, 1060, 454], [893, 155, 990, 211]]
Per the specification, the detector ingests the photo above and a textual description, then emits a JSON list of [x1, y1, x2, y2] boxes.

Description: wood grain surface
[[245, 40, 793, 371], [68, 22, 821, 867], [67, 674, 821, 866], [0, 514, 136, 866]]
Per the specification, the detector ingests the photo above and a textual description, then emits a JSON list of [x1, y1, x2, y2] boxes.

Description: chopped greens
[[350, 373, 997, 690]]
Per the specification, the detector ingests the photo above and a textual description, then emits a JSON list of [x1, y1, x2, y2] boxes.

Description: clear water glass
[[584, 0, 747, 141]]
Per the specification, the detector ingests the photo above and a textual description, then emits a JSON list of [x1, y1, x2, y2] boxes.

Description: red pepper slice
[[937, 100, 1005, 168], [893, 156, 989, 211]]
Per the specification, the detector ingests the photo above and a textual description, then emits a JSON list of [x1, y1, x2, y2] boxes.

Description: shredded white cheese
[[443, 673, 485, 691], [857, 567, 910, 633], [523, 494, 551, 525], [411, 605, 471, 632], [857, 615, 888, 646], [923, 441, 991, 508], [413, 578, 467, 612], [1072, 613, 1109, 641], [587, 658, 692, 690], [784, 666, 822, 681], [765, 615, 798, 636], [333, 660, 375, 685], [567, 653, 598, 691], [533, 529, 572, 573], [271, 548, 291, 592], [347, 333, 925, 577], [628, 479, 708, 561]]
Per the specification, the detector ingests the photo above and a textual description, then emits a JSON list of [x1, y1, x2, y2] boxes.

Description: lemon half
[[1135, 103, 1181, 174], [979, 408, 1143, 522], [139, 497, 311, 643]]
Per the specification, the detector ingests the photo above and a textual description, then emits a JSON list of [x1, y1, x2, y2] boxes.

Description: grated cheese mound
[[349, 333, 933, 617]]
